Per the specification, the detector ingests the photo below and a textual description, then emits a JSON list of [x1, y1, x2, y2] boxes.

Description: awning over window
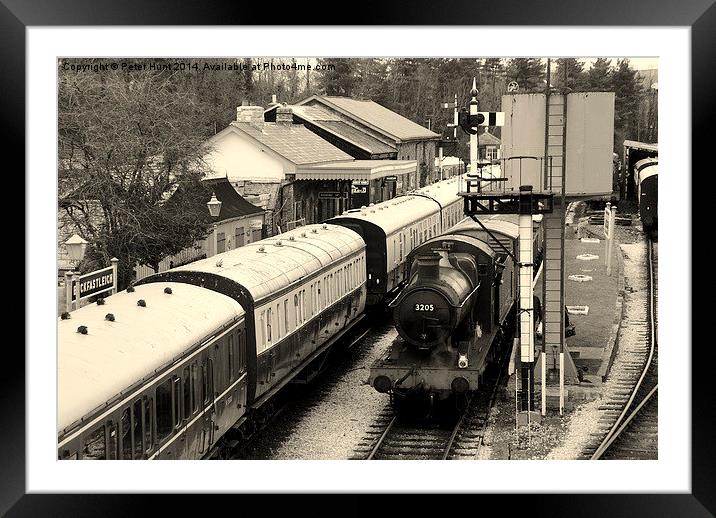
[[294, 160, 417, 181]]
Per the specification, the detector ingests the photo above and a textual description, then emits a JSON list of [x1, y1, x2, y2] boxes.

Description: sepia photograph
[[56, 55, 659, 462]]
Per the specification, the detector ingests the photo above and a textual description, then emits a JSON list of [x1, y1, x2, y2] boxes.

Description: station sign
[[72, 265, 116, 301], [318, 191, 348, 199], [384, 175, 398, 182], [351, 181, 368, 195]]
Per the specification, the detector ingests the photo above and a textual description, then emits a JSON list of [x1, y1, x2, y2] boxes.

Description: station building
[[265, 95, 440, 186], [203, 105, 418, 233]]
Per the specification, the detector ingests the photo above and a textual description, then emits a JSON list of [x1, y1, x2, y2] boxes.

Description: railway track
[[586, 239, 657, 460], [354, 343, 511, 461]]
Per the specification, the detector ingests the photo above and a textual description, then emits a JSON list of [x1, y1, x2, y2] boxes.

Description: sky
[[581, 57, 658, 70]]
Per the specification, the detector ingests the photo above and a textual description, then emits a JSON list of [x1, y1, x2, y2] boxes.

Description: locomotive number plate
[[414, 304, 435, 311]]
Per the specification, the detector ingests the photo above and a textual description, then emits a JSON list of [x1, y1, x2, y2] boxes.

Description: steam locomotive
[[368, 214, 544, 405]]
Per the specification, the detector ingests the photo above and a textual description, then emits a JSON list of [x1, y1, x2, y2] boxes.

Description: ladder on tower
[[535, 93, 580, 414]]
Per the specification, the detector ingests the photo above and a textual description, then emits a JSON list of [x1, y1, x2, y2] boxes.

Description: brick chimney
[[275, 105, 293, 125], [236, 105, 264, 129]]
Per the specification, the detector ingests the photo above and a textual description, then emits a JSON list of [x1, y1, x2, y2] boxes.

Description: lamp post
[[207, 192, 222, 256], [64, 233, 88, 312]]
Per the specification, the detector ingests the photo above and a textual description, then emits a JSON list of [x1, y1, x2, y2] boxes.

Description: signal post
[[456, 79, 552, 424]]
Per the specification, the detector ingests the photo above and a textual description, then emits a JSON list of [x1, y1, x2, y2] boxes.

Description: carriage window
[[173, 377, 181, 428], [276, 303, 282, 339], [108, 423, 118, 459], [238, 330, 246, 374], [228, 336, 235, 381], [202, 363, 210, 404], [183, 366, 192, 415], [156, 378, 173, 441], [133, 398, 143, 459], [259, 311, 266, 347], [83, 425, 106, 460], [191, 363, 199, 412], [266, 308, 272, 343], [283, 300, 289, 335], [144, 396, 153, 452], [121, 407, 132, 460], [301, 290, 306, 321]]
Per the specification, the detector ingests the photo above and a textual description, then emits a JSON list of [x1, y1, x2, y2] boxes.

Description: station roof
[[230, 121, 354, 165], [265, 104, 398, 156], [296, 95, 441, 143], [294, 160, 417, 181]]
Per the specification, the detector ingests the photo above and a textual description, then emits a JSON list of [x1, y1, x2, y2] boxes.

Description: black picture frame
[[7, 1, 708, 515]]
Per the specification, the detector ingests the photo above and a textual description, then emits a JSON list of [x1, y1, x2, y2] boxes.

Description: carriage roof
[[58, 282, 244, 432], [167, 224, 365, 303]]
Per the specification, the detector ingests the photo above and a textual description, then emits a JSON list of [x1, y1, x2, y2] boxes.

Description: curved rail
[[591, 239, 657, 460]]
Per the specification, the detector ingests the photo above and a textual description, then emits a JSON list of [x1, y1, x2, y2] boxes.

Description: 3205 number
[[414, 304, 434, 311]]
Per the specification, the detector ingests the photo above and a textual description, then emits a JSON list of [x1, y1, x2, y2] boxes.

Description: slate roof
[[316, 121, 397, 155], [264, 104, 397, 156], [231, 121, 353, 165], [304, 96, 440, 142]]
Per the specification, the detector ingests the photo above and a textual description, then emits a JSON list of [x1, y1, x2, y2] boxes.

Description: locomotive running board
[[249, 314, 366, 410]]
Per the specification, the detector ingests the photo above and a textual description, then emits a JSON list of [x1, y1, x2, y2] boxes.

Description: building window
[[235, 227, 245, 248], [217, 232, 226, 253]]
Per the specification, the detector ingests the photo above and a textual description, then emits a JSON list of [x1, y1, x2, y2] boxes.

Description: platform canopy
[[294, 160, 417, 181]]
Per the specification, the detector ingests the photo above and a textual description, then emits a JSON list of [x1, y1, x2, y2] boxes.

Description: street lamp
[[64, 233, 87, 314], [207, 192, 222, 218], [207, 192, 222, 256]]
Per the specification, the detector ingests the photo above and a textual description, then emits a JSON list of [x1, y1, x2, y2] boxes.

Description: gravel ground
[[240, 319, 397, 459]]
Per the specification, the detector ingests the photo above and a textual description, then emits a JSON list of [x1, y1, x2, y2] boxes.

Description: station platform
[[526, 208, 625, 409]]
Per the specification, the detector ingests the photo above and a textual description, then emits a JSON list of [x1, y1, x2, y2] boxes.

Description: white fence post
[[111, 257, 119, 295]]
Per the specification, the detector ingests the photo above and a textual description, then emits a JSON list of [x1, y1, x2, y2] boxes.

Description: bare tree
[[59, 65, 214, 288]]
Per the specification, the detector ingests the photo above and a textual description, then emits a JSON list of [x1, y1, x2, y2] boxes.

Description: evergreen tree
[[554, 58, 587, 91], [611, 59, 640, 150], [317, 58, 357, 96], [506, 58, 545, 92], [586, 58, 613, 91]]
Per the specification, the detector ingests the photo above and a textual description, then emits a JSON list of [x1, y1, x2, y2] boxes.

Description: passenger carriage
[[59, 223, 367, 460], [58, 282, 246, 460]]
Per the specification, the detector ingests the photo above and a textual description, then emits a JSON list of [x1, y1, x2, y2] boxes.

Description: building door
[[216, 232, 226, 253], [235, 227, 245, 248]]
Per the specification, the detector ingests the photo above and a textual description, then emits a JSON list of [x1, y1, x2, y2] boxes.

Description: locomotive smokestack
[[417, 254, 441, 281]]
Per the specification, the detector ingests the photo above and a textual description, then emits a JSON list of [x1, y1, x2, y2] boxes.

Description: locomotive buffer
[[458, 79, 553, 419]]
